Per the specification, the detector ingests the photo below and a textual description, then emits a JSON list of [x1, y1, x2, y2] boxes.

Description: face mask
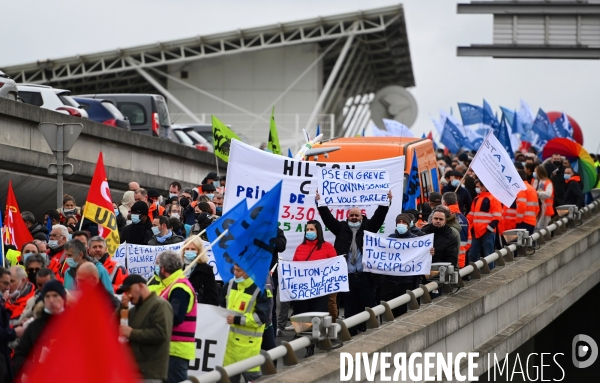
[[151, 226, 161, 236], [63, 208, 75, 214], [475, 187, 481, 194], [436, 153, 443, 159], [23, 252, 36, 262], [171, 213, 180, 219], [305, 232, 317, 241], [169, 193, 179, 199], [458, 161, 464, 166], [131, 214, 141, 224], [521, 162, 526, 167], [348, 221, 361, 229], [114, 209, 119, 216], [216, 207, 223, 215], [564, 174, 571, 180], [234, 277, 245, 284], [27, 272, 37, 285], [184, 251, 197, 262], [66, 257, 78, 268], [154, 265, 161, 276], [206, 193, 214, 201], [48, 240, 60, 249], [179, 197, 190, 208], [533, 172, 537, 179], [67, 234, 72, 240], [396, 224, 408, 234], [451, 179, 460, 187], [410, 220, 414, 228]]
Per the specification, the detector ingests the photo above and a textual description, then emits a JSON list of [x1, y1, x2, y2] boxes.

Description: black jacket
[[442, 185, 472, 215], [551, 164, 566, 208], [269, 228, 287, 270], [147, 232, 185, 246], [28, 222, 49, 241], [317, 204, 389, 257], [188, 263, 219, 306], [421, 224, 458, 267], [120, 219, 153, 245], [381, 231, 420, 286], [564, 179, 584, 208], [0, 301, 16, 383], [410, 225, 426, 237]]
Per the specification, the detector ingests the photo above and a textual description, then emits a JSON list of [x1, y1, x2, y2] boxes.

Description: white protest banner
[[224, 140, 405, 261], [277, 257, 349, 302], [188, 303, 229, 377], [118, 242, 222, 280], [317, 169, 390, 207], [470, 131, 526, 207], [362, 232, 434, 276]]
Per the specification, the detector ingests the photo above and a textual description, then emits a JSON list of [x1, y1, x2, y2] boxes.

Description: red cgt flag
[[14, 284, 140, 383], [3, 180, 33, 248], [82, 153, 120, 255]]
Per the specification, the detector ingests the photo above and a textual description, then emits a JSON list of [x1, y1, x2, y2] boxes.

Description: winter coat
[[445, 215, 462, 252], [421, 224, 458, 267], [188, 263, 219, 306], [28, 222, 49, 241], [13, 302, 55, 374], [0, 301, 17, 383], [269, 228, 287, 270], [383, 230, 420, 286], [147, 231, 185, 246], [292, 240, 337, 261], [120, 219, 153, 245], [563, 176, 584, 208]]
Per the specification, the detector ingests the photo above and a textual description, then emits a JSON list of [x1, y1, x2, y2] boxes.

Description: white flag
[[471, 132, 526, 207], [383, 119, 414, 137]]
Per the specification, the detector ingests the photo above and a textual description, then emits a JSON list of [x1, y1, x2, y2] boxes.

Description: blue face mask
[[184, 251, 197, 261], [348, 221, 361, 229], [154, 265, 161, 276], [23, 252, 36, 262], [67, 234, 72, 240], [206, 193, 214, 201], [305, 232, 317, 241], [66, 257, 78, 268], [234, 277, 245, 283], [169, 193, 179, 199], [131, 214, 141, 224], [451, 179, 460, 188], [564, 174, 571, 180], [216, 206, 223, 215], [114, 209, 119, 216], [533, 172, 537, 179], [151, 226, 161, 236], [396, 224, 408, 234]]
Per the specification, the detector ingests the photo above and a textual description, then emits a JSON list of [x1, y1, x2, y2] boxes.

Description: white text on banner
[[362, 232, 434, 276], [278, 257, 349, 302], [224, 140, 404, 261], [318, 168, 390, 206]]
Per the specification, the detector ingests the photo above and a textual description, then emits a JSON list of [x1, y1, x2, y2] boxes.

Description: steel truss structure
[[4, 4, 415, 135]]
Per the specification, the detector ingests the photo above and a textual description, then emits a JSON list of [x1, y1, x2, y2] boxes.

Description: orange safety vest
[[448, 204, 471, 268], [516, 183, 539, 226], [467, 191, 502, 239], [103, 255, 128, 293], [498, 204, 517, 234], [537, 179, 554, 217], [148, 203, 165, 221]]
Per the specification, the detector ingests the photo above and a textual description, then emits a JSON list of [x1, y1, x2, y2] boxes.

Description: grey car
[[0, 70, 18, 101]]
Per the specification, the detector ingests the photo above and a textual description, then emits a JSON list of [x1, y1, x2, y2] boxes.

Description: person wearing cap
[[201, 183, 216, 201], [458, 152, 471, 167], [148, 251, 197, 383], [315, 190, 393, 336], [442, 170, 472, 215], [201, 171, 219, 187], [179, 189, 197, 226], [147, 189, 166, 221], [382, 214, 422, 317], [13, 279, 66, 373], [117, 275, 173, 383], [120, 201, 153, 245], [402, 209, 425, 236]]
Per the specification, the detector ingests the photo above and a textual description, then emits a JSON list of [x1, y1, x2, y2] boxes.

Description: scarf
[[349, 226, 359, 265], [156, 230, 173, 243]]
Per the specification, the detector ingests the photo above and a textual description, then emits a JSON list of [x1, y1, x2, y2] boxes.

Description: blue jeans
[[167, 356, 188, 383], [469, 231, 495, 269]]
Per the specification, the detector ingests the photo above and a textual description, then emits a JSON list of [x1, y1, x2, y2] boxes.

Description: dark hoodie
[[28, 222, 48, 240], [120, 218, 153, 245]]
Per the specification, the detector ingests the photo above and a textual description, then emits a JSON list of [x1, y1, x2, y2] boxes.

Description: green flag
[[212, 115, 240, 162], [267, 106, 281, 155]]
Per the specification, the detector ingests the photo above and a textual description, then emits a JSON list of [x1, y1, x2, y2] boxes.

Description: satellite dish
[[370, 85, 418, 130]]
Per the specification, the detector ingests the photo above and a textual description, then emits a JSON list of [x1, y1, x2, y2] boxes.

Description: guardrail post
[[405, 290, 420, 310], [419, 285, 432, 304], [215, 366, 231, 383], [336, 319, 353, 341], [558, 220, 567, 234], [260, 350, 277, 375], [536, 232, 546, 245], [494, 250, 505, 266], [544, 229, 552, 241], [281, 341, 299, 366], [479, 258, 491, 274], [469, 262, 481, 279], [380, 301, 395, 322], [365, 307, 380, 329], [504, 247, 515, 262], [318, 338, 333, 351]]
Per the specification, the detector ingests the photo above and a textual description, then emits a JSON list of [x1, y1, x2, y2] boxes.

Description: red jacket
[[293, 241, 337, 261], [100, 253, 128, 293]]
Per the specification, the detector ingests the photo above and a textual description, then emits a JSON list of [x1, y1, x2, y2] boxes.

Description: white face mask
[[171, 213, 180, 219]]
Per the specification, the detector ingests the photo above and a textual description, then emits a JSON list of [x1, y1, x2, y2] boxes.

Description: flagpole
[[213, 151, 220, 177], [1, 229, 4, 268], [454, 130, 492, 193], [77, 205, 86, 231]]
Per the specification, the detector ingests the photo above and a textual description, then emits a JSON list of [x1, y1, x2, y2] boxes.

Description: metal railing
[[195, 199, 600, 383]]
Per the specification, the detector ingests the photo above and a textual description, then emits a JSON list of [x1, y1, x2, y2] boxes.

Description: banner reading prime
[[224, 141, 405, 261], [318, 169, 390, 206], [362, 232, 434, 276], [278, 257, 349, 302], [114, 242, 221, 281]]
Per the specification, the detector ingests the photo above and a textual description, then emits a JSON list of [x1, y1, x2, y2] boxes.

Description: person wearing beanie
[[403, 209, 425, 236], [13, 279, 67, 373], [201, 171, 219, 186], [120, 201, 153, 245], [201, 183, 216, 201]]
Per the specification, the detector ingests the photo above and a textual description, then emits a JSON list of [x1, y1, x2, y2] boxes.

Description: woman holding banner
[[292, 220, 336, 357], [179, 236, 219, 305]]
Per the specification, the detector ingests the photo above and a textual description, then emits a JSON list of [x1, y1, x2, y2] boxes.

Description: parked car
[[0, 70, 18, 101], [73, 97, 130, 130], [77, 93, 172, 138], [17, 84, 84, 117], [171, 124, 214, 152], [53, 89, 88, 118], [176, 124, 248, 147]]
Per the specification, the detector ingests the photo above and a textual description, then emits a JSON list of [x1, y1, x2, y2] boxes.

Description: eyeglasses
[[27, 268, 41, 274]]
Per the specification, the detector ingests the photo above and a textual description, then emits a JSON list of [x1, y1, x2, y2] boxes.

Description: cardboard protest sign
[[188, 303, 229, 377], [362, 232, 434, 276], [224, 140, 404, 261], [115, 242, 221, 281], [278, 257, 349, 302], [317, 168, 390, 207]]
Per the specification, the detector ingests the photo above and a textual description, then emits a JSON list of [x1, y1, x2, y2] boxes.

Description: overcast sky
[[4, 0, 600, 153]]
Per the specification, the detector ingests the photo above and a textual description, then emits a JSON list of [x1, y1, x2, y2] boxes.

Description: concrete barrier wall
[[262, 214, 600, 383]]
